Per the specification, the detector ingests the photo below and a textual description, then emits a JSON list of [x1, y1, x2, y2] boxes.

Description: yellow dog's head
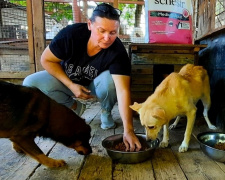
[[130, 102, 167, 140]]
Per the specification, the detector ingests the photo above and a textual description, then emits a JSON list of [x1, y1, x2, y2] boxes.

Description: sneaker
[[100, 110, 116, 129], [101, 123, 117, 130], [73, 101, 86, 116]]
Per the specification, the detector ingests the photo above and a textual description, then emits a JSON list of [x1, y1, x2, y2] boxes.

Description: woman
[[23, 3, 141, 151]]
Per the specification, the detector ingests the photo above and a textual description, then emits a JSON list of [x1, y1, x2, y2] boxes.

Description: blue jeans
[[23, 70, 117, 128]]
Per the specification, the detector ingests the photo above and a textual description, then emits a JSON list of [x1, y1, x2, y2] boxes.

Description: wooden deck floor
[[1, 102, 225, 180]]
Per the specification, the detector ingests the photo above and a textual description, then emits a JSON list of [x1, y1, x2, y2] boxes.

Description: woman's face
[[88, 17, 120, 49]]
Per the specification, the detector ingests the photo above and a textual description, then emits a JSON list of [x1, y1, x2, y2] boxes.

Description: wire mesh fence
[[215, 0, 225, 29], [0, 0, 30, 76], [43, 1, 145, 45]]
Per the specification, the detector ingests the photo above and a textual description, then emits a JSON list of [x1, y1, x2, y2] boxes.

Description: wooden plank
[[174, 64, 184, 72], [131, 49, 196, 54], [152, 148, 187, 180], [131, 53, 195, 65], [0, 49, 30, 77], [0, 55, 29, 71], [78, 113, 114, 179], [129, 44, 207, 53], [29, 143, 86, 180], [131, 92, 152, 103], [29, 102, 102, 180], [133, 117, 187, 180], [132, 64, 153, 74], [0, 138, 55, 180], [131, 74, 153, 84], [112, 107, 155, 180], [131, 84, 153, 92], [0, 71, 32, 78], [113, 161, 155, 180], [196, 0, 217, 40], [169, 121, 225, 180], [81, 101, 102, 124], [0, 49, 28, 55]]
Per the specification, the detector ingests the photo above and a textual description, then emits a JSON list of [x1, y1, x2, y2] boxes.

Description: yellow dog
[[130, 64, 216, 152]]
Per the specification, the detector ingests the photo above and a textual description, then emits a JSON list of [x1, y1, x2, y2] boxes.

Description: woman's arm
[[112, 74, 141, 151], [40, 46, 93, 100]]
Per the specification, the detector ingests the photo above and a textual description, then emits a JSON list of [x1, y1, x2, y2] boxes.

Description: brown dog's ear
[[129, 102, 142, 113], [152, 107, 166, 121]]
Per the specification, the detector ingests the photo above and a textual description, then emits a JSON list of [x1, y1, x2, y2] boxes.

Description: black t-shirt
[[49, 23, 131, 86]]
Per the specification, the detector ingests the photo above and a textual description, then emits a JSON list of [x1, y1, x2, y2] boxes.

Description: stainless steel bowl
[[102, 134, 159, 164], [197, 132, 225, 162]]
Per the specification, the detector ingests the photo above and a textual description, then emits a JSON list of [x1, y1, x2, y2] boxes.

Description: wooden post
[[113, 0, 119, 8], [72, 0, 81, 23], [31, 0, 45, 71], [83, 0, 88, 21], [26, 0, 35, 74]]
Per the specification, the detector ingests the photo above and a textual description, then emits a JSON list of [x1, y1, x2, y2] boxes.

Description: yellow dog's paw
[[179, 143, 188, 152], [208, 124, 217, 130], [159, 141, 169, 148]]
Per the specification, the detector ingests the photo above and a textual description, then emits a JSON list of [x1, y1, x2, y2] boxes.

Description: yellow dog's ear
[[129, 102, 142, 113], [152, 107, 166, 120], [152, 107, 166, 119]]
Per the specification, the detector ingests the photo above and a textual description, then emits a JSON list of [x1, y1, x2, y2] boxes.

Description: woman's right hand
[[41, 46, 94, 100], [69, 83, 94, 100]]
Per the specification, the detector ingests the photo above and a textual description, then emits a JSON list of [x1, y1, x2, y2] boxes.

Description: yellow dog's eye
[[148, 126, 155, 129]]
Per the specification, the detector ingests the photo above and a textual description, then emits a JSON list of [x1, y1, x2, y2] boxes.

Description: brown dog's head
[[49, 112, 93, 155], [68, 125, 92, 155], [130, 102, 167, 140]]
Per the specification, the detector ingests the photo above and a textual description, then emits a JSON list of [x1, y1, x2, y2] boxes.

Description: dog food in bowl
[[214, 142, 225, 151], [197, 132, 225, 162], [110, 141, 149, 152], [102, 134, 159, 164]]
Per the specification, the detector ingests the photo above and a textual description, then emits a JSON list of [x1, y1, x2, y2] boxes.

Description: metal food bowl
[[197, 132, 225, 162], [102, 134, 159, 164]]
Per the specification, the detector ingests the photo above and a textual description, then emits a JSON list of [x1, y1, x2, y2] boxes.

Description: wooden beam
[[44, 0, 144, 5], [91, 0, 144, 5], [44, 0, 71, 2]]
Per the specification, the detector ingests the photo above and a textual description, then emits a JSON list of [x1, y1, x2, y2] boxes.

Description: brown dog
[[0, 80, 92, 167], [130, 64, 216, 152]]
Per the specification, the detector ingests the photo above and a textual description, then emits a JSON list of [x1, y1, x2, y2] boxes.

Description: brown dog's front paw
[[12, 142, 25, 153], [44, 159, 67, 168], [50, 159, 67, 168], [37, 155, 67, 168]]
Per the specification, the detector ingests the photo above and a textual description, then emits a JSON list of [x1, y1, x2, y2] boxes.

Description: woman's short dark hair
[[90, 3, 121, 22]]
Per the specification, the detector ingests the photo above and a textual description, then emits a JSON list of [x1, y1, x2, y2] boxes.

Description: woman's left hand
[[123, 131, 142, 152]]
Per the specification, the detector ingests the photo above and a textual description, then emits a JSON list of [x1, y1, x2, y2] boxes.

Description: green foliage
[[119, 4, 136, 26], [9, 0, 73, 22], [44, 2, 73, 22], [8, 1, 137, 26], [9, 0, 26, 7]]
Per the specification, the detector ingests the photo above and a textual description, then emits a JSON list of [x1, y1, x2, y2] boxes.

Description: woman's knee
[[23, 71, 58, 92], [23, 73, 38, 87], [93, 71, 117, 108]]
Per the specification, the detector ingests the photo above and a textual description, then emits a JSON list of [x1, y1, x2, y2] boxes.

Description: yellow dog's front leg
[[160, 123, 169, 148], [179, 110, 196, 152]]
